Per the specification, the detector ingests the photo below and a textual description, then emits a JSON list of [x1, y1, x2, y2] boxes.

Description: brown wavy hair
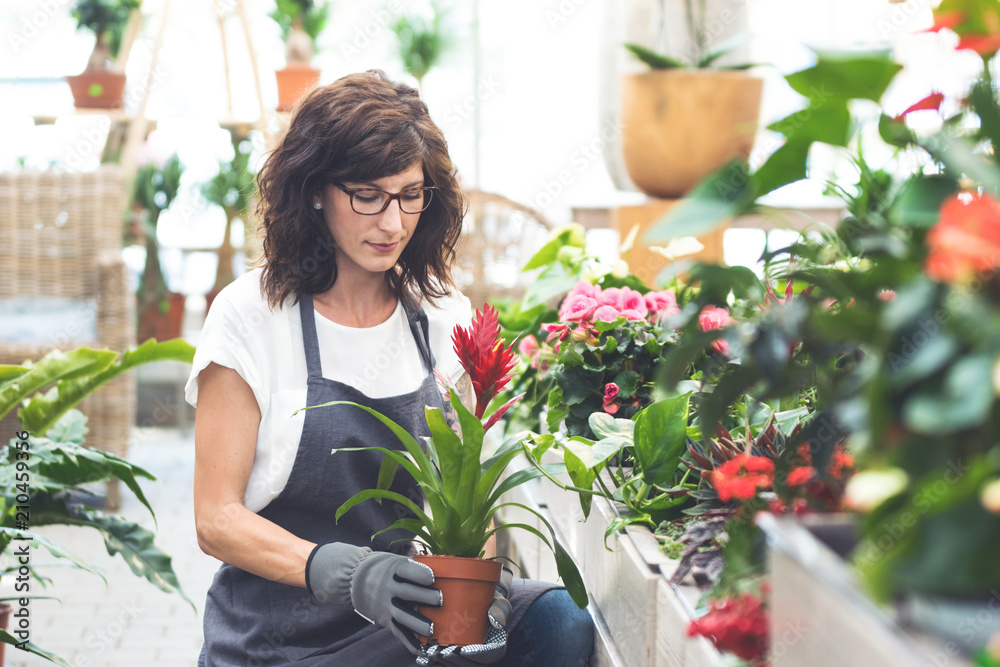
[[255, 69, 465, 309]]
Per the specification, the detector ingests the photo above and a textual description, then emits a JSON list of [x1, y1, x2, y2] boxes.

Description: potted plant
[[392, 1, 452, 91], [301, 304, 586, 648], [271, 0, 329, 112], [66, 0, 140, 109], [202, 136, 257, 314], [620, 0, 762, 198], [0, 339, 196, 663], [131, 152, 184, 342]]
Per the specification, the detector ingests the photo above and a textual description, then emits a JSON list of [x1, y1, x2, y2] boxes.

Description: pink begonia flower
[[620, 288, 648, 319], [593, 305, 623, 323], [603, 382, 620, 414], [645, 290, 679, 314], [699, 305, 734, 331], [518, 336, 539, 357], [566, 280, 601, 301], [699, 305, 735, 355], [559, 294, 599, 323], [598, 287, 625, 309], [622, 309, 647, 321], [541, 322, 570, 344]]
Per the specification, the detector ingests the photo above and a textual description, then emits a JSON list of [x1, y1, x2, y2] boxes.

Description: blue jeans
[[500, 589, 594, 666]]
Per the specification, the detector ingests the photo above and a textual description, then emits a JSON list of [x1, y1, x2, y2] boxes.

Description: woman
[[187, 70, 594, 666]]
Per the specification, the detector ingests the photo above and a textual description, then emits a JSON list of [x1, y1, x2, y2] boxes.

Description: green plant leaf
[[425, 404, 466, 505], [0, 348, 117, 424], [336, 487, 432, 528], [0, 527, 106, 584], [751, 139, 810, 198], [0, 630, 71, 666], [902, 355, 994, 434], [888, 175, 957, 228], [643, 161, 754, 243], [0, 365, 28, 386], [44, 410, 88, 445], [633, 395, 689, 487], [785, 48, 902, 102], [769, 100, 851, 146], [878, 114, 916, 147], [17, 339, 196, 436], [588, 412, 634, 441], [624, 43, 686, 69]]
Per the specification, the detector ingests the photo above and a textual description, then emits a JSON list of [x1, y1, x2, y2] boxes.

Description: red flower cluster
[[688, 590, 769, 663], [925, 192, 1000, 284], [711, 455, 775, 502], [929, 0, 1000, 56], [452, 303, 517, 422]]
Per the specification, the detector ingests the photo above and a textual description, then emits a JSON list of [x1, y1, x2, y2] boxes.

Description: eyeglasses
[[332, 182, 437, 215]]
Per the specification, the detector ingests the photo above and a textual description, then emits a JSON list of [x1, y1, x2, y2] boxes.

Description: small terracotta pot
[[66, 70, 127, 109], [414, 554, 502, 648], [137, 291, 186, 342], [275, 65, 321, 112]]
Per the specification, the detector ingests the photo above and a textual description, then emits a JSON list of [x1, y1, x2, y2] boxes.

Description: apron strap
[[301, 293, 436, 379], [299, 294, 324, 379], [402, 299, 437, 374]]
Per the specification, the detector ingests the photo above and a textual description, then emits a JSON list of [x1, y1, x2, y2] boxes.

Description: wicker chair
[[454, 190, 556, 311], [0, 167, 135, 506]]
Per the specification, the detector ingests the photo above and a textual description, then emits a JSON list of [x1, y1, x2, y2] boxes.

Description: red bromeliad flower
[[710, 455, 775, 502], [688, 590, 769, 663], [452, 303, 519, 424]]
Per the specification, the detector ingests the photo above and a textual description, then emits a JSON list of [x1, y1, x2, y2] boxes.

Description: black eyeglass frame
[[331, 182, 438, 215]]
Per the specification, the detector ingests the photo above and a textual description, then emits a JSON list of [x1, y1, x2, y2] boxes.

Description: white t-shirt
[[184, 268, 473, 512]]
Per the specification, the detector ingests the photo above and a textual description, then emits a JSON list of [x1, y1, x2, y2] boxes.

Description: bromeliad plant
[[303, 304, 587, 608]]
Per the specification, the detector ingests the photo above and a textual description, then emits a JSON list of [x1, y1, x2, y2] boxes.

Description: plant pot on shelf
[[137, 292, 186, 343], [621, 69, 762, 199], [414, 554, 502, 648], [276, 65, 321, 112], [66, 69, 127, 109]]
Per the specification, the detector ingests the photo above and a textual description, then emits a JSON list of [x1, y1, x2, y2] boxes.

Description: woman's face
[[316, 162, 426, 281]]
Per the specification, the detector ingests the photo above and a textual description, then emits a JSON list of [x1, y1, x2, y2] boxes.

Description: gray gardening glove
[[306, 542, 442, 654], [417, 566, 514, 666]]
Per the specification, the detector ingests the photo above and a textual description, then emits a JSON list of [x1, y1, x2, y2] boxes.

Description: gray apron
[[199, 295, 554, 666]]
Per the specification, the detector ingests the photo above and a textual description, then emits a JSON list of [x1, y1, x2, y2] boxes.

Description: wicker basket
[[454, 191, 555, 311], [0, 167, 135, 506]]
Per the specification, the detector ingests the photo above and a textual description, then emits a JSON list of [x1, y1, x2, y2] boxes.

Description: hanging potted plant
[[66, 0, 140, 109], [271, 0, 329, 112], [132, 152, 185, 342], [620, 0, 763, 198], [392, 0, 452, 92], [202, 137, 257, 315], [300, 304, 587, 649]]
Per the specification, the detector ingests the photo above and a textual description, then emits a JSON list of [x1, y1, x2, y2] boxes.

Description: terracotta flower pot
[[414, 554, 502, 647], [621, 69, 763, 199], [137, 292, 186, 342], [275, 65, 321, 112], [66, 70, 127, 109]]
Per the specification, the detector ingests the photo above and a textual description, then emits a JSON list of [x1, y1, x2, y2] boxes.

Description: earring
[[313, 202, 322, 210]]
